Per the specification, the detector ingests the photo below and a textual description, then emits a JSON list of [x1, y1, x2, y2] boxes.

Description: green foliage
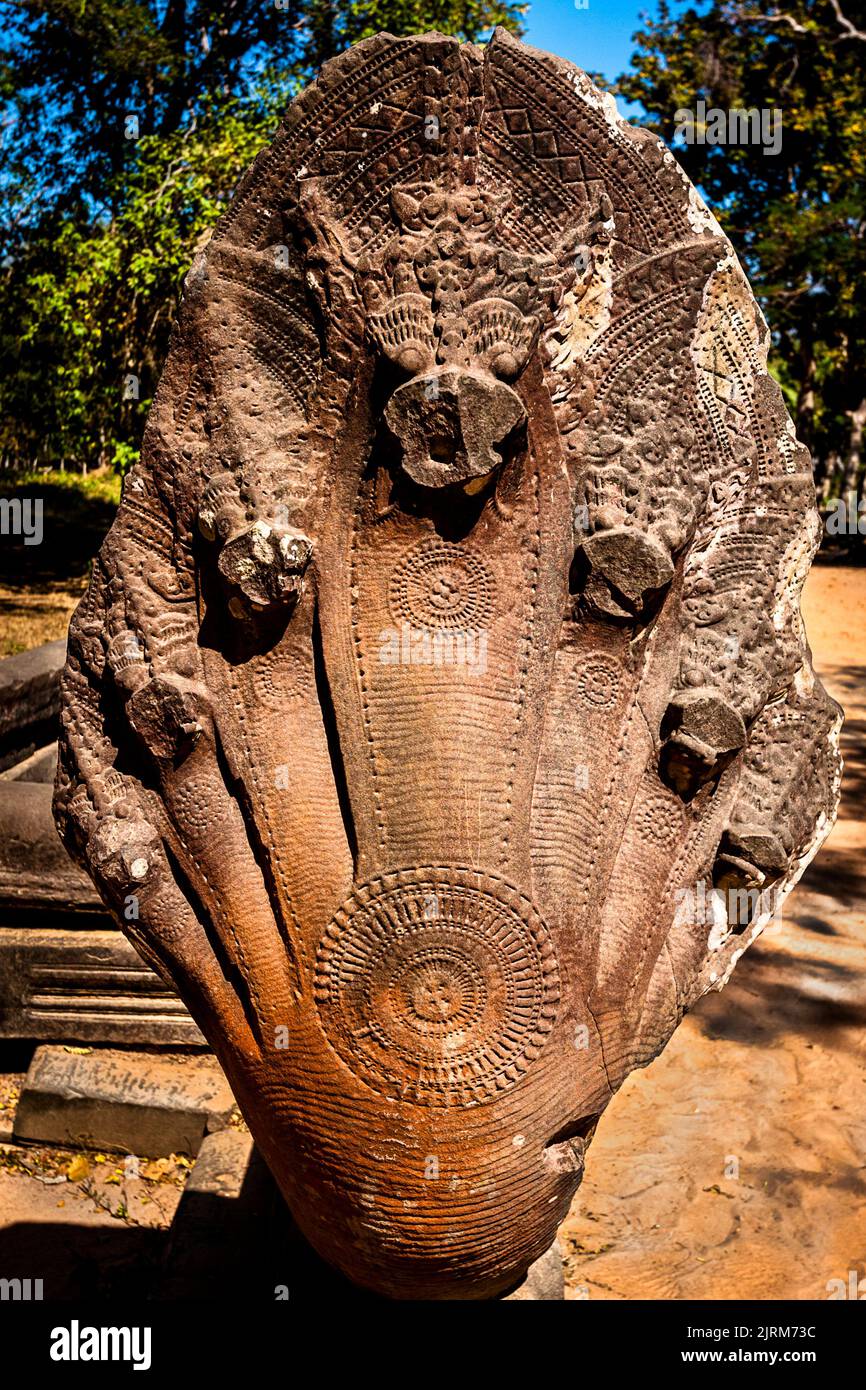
[[1, 89, 279, 468], [0, 468, 122, 506], [0, 0, 300, 216], [304, 0, 526, 59], [616, 0, 866, 499], [0, 0, 523, 472]]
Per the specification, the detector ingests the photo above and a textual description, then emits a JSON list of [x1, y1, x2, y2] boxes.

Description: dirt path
[[562, 563, 866, 1300]]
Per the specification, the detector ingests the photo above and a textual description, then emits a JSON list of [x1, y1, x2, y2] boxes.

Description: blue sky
[[523, 0, 656, 85]]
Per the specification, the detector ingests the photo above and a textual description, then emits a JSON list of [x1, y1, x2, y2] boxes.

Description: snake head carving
[[54, 31, 841, 1300]]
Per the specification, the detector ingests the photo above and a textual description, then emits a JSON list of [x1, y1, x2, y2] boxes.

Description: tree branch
[[738, 1, 866, 42], [827, 0, 866, 41]]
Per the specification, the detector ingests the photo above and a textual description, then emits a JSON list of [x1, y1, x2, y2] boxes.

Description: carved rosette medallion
[[251, 656, 312, 705], [314, 869, 560, 1106], [572, 652, 622, 708], [388, 541, 493, 633]]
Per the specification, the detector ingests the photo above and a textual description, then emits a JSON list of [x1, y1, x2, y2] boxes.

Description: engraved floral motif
[[315, 869, 560, 1106]]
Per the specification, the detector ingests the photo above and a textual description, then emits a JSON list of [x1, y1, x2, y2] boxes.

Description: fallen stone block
[[0, 782, 101, 913], [13, 1045, 234, 1156], [180, 1125, 256, 1198], [158, 1129, 277, 1299], [502, 1240, 565, 1300], [0, 741, 57, 784], [0, 639, 65, 772], [0, 777, 202, 1046]]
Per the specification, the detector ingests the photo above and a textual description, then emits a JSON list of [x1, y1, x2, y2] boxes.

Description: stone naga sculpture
[[54, 30, 842, 1299]]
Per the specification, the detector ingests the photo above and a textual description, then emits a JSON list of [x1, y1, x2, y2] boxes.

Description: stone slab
[[181, 1126, 256, 1198], [0, 781, 101, 913], [13, 1046, 234, 1156], [158, 1129, 275, 1299], [0, 766, 202, 1047], [159, 1131, 377, 1301], [0, 926, 203, 1044], [0, 741, 57, 783], [502, 1239, 565, 1300], [0, 639, 65, 771]]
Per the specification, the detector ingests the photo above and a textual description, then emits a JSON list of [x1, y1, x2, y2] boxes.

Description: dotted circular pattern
[[251, 656, 312, 705], [388, 540, 492, 633], [572, 652, 622, 709], [170, 773, 229, 838], [315, 868, 560, 1107], [635, 795, 683, 850]]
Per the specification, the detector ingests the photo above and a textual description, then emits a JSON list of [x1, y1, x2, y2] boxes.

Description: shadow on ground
[[0, 1150, 380, 1302], [0, 480, 117, 592]]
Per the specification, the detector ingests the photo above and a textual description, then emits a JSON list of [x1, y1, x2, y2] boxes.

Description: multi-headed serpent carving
[[54, 30, 841, 1299]]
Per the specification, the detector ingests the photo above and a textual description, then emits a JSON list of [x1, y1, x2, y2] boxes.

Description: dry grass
[[0, 578, 88, 657]]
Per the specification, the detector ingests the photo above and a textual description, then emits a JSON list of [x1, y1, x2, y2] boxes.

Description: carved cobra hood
[[54, 30, 842, 1299]]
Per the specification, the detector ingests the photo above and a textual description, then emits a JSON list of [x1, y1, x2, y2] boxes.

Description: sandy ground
[[562, 562, 866, 1300]]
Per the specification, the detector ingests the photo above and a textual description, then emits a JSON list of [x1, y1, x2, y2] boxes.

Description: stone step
[[0, 926, 203, 1045], [158, 1130, 275, 1299], [13, 1045, 234, 1156], [0, 741, 57, 783], [0, 770, 202, 1047]]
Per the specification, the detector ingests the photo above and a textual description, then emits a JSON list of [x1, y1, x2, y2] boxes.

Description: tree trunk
[[842, 398, 866, 497], [795, 342, 817, 451]]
